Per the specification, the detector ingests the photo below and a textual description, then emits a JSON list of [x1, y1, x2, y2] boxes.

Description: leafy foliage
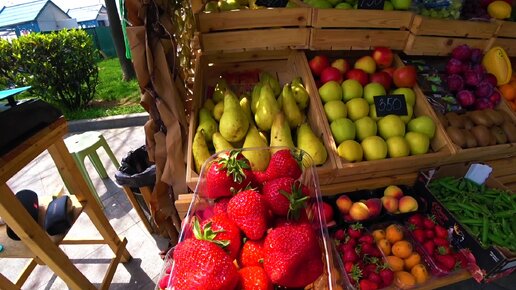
[[0, 29, 99, 110]]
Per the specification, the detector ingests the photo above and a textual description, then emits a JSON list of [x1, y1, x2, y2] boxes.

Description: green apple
[[364, 83, 387, 105], [324, 100, 347, 122], [392, 88, 416, 107], [310, 0, 334, 8], [405, 131, 430, 155], [369, 104, 382, 121], [319, 81, 343, 103], [399, 103, 413, 124], [391, 0, 411, 10], [331, 118, 356, 144], [384, 0, 394, 10], [346, 98, 369, 121], [335, 2, 352, 8], [327, 0, 343, 6], [378, 114, 405, 139], [342, 79, 363, 102], [361, 136, 388, 161], [354, 56, 376, 74], [338, 140, 363, 162], [355, 116, 377, 141], [386, 136, 410, 158], [408, 116, 436, 139]]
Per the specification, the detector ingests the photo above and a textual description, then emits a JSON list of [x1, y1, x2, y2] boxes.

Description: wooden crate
[[310, 10, 413, 50], [404, 15, 499, 55], [485, 157, 516, 193], [492, 21, 516, 56], [185, 50, 337, 191], [302, 51, 454, 186]]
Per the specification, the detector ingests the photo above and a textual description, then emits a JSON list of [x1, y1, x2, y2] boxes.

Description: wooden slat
[[404, 34, 491, 56], [496, 20, 516, 38], [198, 8, 311, 32], [492, 38, 516, 56], [176, 193, 195, 219], [320, 173, 419, 196], [0, 273, 17, 290], [410, 15, 500, 39], [414, 270, 471, 290], [15, 259, 37, 288], [100, 237, 128, 290], [312, 9, 413, 29], [201, 28, 309, 53], [310, 29, 409, 50]]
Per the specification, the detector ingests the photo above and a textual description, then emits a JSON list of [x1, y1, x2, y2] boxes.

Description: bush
[[0, 29, 99, 110]]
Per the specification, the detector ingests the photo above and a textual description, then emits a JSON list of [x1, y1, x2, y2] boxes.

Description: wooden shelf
[[0, 195, 84, 259]]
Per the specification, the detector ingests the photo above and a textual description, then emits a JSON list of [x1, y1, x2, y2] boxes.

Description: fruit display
[[429, 177, 516, 251], [302, 0, 411, 10], [192, 71, 329, 174], [160, 148, 343, 289], [414, 0, 463, 19], [309, 48, 438, 162]]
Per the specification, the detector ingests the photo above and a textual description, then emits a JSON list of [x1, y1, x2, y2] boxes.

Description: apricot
[[395, 271, 416, 289], [372, 229, 386, 241], [411, 263, 430, 284], [377, 238, 391, 255], [392, 240, 413, 259], [386, 224, 404, 243], [404, 252, 421, 271], [386, 255, 404, 272]]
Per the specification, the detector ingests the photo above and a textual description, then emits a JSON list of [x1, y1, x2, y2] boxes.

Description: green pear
[[218, 0, 240, 11], [219, 89, 249, 142], [282, 84, 304, 129], [277, 93, 283, 109], [251, 82, 263, 114], [242, 126, 270, 171], [212, 101, 224, 121], [203, 99, 215, 113], [297, 123, 328, 166], [291, 77, 309, 109], [212, 132, 233, 153], [196, 108, 218, 142], [270, 112, 295, 153], [240, 95, 254, 126], [192, 130, 211, 173], [213, 79, 228, 103], [259, 72, 281, 97], [255, 83, 280, 131]]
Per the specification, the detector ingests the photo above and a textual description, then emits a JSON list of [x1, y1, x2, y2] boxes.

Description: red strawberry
[[413, 229, 426, 243], [262, 177, 309, 218], [379, 268, 394, 286], [263, 222, 323, 288], [359, 279, 379, 290], [228, 189, 268, 240], [213, 197, 231, 214], [334, 229, 346, 241], [348, 223, 363, 239], [435, 254, 456, 271], [407, 214, 424, 228], [436, 245, 451, 255], [423, 240, 435, 254], [349, 264, 363, 283], [370, 248, 383, 258], [344, 261, 355, 273], [205, 151, 255, 199], [238, 239, 265, 268], [359, 234, 375, 245], [435, 225, 448, 239], [200, 213, 242, 260], [239, 266, 273, 290], [423, 216, 436, 229], [363, 263, 378, 275], [171, 238, 239, 289], [158, 274, 170, 289], [368, 272, 383, 287], [342, 247, 359, 263], [340, 242, 355, 254], [425, 229, 435, 239], [453, 252, 468, 269], [434, 238, 449, 247], [344, 237, 357, 248], [254, 149, 302, 183], [361, 243, 377, 256], [165, 265, 172, 274]]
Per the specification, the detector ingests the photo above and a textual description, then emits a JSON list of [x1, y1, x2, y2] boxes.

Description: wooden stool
[[63, 132, 120, 208]]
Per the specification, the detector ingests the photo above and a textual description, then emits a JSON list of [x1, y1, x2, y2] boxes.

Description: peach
[[399, 196, 418, 213], [349, 202, 370, 221], [365, 198, 382, 218], [381, 196, 399, 213], [336, 195, 353, 214], [384, 185, 404, 199]]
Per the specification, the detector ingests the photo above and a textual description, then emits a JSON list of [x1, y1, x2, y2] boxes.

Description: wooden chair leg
[[0, 272, 18, 290], [121, 186, 154, 233]]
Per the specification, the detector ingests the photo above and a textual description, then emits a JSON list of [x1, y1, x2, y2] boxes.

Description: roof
[[0, 0, 66, 28], [67, 5, 104, 23]]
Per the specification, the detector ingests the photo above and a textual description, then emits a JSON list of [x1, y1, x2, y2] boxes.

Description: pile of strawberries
[[158, 149, 326, 290], [407, 214, 467, 273], [334, 223, 394, 290]]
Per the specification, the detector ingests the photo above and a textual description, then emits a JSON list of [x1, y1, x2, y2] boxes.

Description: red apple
[[382, 67, 396, 78], [372, 47, 394, 68], [346, 69, 369, 87], [370, 71, 393, 91], [331, 58, 350, 75], [365, 198, 382, 218], [309, 55, 330, 76], [393, 66, 417, 88], [321, 202, 334, 224], [336, 195, 353, 214], [320, 67, 343, 84]]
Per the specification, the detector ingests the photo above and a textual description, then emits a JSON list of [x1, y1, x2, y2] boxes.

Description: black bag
[[6, 190, 39, 240], [44, 196, 73, 236]]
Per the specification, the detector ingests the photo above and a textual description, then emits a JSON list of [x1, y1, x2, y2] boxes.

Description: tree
[[105, 0, 135, 81]]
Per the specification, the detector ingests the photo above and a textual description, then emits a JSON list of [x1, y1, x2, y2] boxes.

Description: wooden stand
[[0, 117, 131, 290]]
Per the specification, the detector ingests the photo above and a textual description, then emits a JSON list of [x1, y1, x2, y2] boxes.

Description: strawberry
[[171, 238, 239, 289], [359, 279, 379, 290], [358, 234, 375, 245], [205, 150, 255, 199], [200, 213, 242, 260], [361, 243, 378, 256], [213, 197, 231, 214], [158, 274, 170, 289], [370, 248, 383, 258], [363, 263, 378, 275], [343, 237, 357, 248], [262, 177, 309, 218], [434, 238, 449, 247], [345, 261, 355, 273], [228, 189, 268, 240], [435, 225, 448, 239], [413, 229, 426, 243], [340, 242, 355, 254], [254, 149, 302, 183], [453, 252, 468, 269], [263, 222, 323, 288], [379, 267, 394, 286], [334, 229, 346, 241], [349, 264, 363, 283], [435, 254, 456, 271], [436, 245, 451, 255], [422, 216, 436, 229], [342, 247, 359, 263], [165, 265, 172, 274], [407, 214, 424, 228], [238, 239, 265, 268], [423, 240, 435, 254], [367, 272, 383, 288], [425, 229, 435, 239], [348, 223, 363, 239], [239, 266, 273, 290]]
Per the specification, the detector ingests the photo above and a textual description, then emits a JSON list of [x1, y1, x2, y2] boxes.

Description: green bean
[[482, 216, 489, 245], [494, 210, 516, 218]]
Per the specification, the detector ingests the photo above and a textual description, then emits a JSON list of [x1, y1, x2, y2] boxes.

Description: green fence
[[84, 26, 116, 58]]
